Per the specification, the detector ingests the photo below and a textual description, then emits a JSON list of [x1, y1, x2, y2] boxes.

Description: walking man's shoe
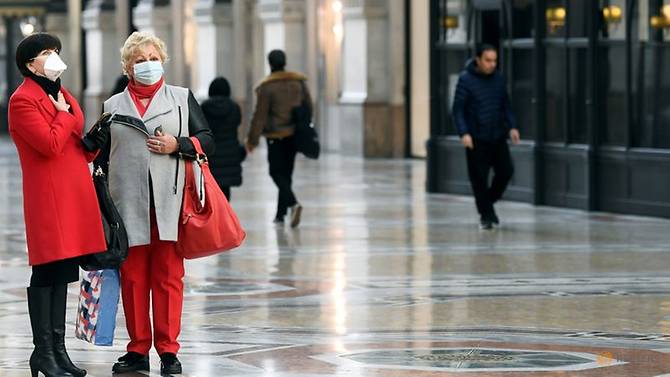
[[290, 204, 302, 228], [112, 352, 149, 374], [160, 353, 182, 375], [491, 212, 500, 227], [480, 215, 494, 230]]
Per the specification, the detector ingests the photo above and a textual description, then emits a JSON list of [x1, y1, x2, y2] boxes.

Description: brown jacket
[[247, 70, 313, 147]]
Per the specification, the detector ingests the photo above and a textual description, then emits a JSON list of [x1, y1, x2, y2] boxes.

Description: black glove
[[82, 112, 112, 152]]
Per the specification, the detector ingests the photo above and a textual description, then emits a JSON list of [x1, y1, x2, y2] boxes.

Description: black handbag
[[79, 164, 129, 271], [292, 82, 320, 159]]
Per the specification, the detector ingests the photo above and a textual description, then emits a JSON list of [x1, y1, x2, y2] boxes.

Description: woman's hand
[[147, 129, 178, 154], [48, 92, 70, 112], [82, 112, 112, 152]]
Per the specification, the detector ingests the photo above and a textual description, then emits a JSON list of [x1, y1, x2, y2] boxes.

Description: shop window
[[511, 0, 535, 39], [545, 46, 565, 142], [543, 46, 592, 145], [444, 48, 470, 136], [568, 48, 589, 144], [598, 45, 627, 146], [597, 0, 628, 146], [508, 48, 535, 139], [567, 0, 589, 38], [632, 0, 670, 148], [546, 0, 566, 38], [545, 0, 589, 38], [444, 0, 468, 44], [637, 44, 670, 148], [599, 0, 626, 40]]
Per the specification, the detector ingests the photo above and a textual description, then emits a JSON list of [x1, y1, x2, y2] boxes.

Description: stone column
[[193, 0, 234, 100], [303, 0, 318, 127], [232, 0, 251, 101], [82, 0, 119, 124], [257, 0, 306, 74], [45, 8, 73, 92], [410, 0, 430, 158], [68, 0, 83, 98], [303, 0, 318, 96], [339, 0, 403, 157], [171, 0, 184, 86], [386, 0, 406, 157], [115, 0, 132, 45], [232, 0, 254, 137], [133, 0, 174, 81]]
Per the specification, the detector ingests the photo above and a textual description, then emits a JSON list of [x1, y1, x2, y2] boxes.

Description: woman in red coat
[[8, 33, 106, 377]]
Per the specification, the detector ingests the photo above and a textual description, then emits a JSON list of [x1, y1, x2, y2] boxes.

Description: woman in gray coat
[[85, 31, 214, 375]]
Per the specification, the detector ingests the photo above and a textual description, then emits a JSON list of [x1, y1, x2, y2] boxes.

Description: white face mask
[[42, 52, 67, 82], [133, 61, 164, 85]]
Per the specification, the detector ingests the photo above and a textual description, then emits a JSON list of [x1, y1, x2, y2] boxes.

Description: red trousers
[[120, 215, 184, 355]]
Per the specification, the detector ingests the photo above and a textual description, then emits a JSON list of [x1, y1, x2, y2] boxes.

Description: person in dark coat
[[452, 44, 520, 230], [110, 74, 129, 96], [247, 50, 312, 228], [200, 77, 245, 201]]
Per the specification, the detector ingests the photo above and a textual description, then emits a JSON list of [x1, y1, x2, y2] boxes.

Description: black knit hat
[[208, 77, 231, 97], [15, 33, 62, 77]]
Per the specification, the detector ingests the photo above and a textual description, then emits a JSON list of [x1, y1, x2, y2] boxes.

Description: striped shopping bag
[[74, 269, 120, 346]]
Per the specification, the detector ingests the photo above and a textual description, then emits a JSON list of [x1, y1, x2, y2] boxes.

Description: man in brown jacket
[[246, 50, 313, 228]]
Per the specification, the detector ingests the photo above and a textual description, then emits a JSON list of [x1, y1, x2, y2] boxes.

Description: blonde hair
[[120, 31, 168, 74]]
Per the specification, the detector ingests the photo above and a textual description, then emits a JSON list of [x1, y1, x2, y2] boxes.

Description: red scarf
[[127, 77, 164, 117]]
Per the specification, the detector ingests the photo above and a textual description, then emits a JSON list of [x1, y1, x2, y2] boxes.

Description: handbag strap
[[189, 136, 207, 162], [187, 137, 206, 201]]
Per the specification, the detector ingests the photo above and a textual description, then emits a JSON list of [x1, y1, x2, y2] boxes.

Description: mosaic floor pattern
[[0, 137, 670, 376]]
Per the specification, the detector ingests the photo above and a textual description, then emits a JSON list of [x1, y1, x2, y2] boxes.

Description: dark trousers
[[267, 136, 298, 219], [31, 257, 79, 287], [465, 138, 514, 218]]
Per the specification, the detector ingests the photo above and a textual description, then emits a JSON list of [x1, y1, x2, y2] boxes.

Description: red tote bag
[[176, 137, 245, 259]]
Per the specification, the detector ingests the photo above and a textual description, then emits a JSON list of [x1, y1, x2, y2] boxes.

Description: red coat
[[8, 77, 106, 266]]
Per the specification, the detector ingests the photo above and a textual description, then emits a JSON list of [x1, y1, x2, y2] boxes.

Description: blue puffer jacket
[[451, 59, 517, 142]]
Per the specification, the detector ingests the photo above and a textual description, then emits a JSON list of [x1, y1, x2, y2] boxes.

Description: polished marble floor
[[1, 136, 670, 376]]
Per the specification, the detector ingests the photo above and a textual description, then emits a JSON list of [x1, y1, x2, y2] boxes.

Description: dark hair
[[268, 49, 286, 72], [475, 44, 497, 58], [208, 76, 231, 97], [16, 33, 62, 77]]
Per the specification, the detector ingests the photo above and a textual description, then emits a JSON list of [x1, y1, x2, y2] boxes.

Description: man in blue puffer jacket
[[452, 44, 520, 230]]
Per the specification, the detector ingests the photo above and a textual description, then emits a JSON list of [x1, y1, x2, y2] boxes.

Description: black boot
[[51, 284, 86, 377], [27, 286, 74, 377]]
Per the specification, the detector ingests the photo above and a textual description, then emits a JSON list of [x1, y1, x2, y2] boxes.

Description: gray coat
[[103, 84, 212, 247]]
